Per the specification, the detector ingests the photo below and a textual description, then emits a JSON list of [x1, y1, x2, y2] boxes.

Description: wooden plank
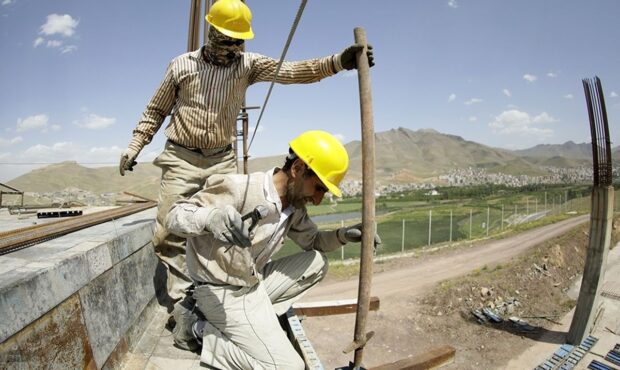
[[369, 345, 456, 370], [292, 296, 380, 317]]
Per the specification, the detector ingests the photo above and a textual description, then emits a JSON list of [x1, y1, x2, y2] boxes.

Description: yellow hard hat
[[206, 0, 254, 40], [289, 131, 349, 198]]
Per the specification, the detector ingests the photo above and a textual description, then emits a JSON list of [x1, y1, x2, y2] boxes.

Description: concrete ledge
[[0, 208, 158, 369]]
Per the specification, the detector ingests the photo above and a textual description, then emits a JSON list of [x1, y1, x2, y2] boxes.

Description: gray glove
[[337, 223, 382, 248], [119, 147, 139, 176], [205, 205, 251, 248], [339, 43, 375, 70]]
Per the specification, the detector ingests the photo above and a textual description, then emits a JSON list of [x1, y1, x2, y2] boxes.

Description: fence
[[276, 188, 620, 261]]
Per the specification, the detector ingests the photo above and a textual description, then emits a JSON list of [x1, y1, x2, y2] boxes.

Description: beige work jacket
[[166, 170, 343, 287]]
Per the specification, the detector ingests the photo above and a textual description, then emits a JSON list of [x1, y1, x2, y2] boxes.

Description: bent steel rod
[[351, 26, 376, 369]]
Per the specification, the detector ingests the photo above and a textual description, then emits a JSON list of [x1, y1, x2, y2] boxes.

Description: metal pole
[[486, 206, 489, 236], [526, 197, 529, 215], [449, 210, 453, 243], [242, 108, 249, 174], [203, 0, 213, 46], [469, 209, 472, 239], [501, 204, 504, 231], [342, 220, 345, 261], [351, 27, 375, 369], [187, 0, 202, 52], [401, 219, 405, 253], [428, 209, 432, 246]]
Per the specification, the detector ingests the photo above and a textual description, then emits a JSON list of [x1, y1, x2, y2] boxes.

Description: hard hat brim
[[208, 21, 254, 40], [315, 173, 342, 198]]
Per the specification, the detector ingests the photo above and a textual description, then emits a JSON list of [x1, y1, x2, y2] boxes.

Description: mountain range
[[6, 127, 606, 196]]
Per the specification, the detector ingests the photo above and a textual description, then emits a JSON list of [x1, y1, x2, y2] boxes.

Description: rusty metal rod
[[352, 26, 376, 369]]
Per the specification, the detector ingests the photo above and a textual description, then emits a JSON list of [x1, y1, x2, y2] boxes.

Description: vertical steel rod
[[352, 27, 375, 369], [187, 0, 202, 52]]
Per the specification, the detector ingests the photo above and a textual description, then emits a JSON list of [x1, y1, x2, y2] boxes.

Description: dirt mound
[[409, 220, 617, 369]]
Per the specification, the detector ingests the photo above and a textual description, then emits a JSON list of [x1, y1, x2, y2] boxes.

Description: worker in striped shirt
[[118, 0, 374, 322]]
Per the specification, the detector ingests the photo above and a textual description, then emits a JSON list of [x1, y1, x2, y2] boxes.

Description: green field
[[274, 184, 605, 261]]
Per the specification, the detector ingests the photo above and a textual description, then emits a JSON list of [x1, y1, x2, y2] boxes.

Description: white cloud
[[2, 0, 14, 6], [35, 14, 79, 52], [611, 91, 618, 98], [448, 0, 458, 8], [489, 109, 556, 137], [16, 114, 49, 132], [21, 142, 122, 163], [523, 74, 538, 83], [0, 136, 22, 147], [51, 124, 61, 131], [448, 93, 456, 102], [502, 89, 511, 97], [468, 116, 477, 123], [564, 94, 574, 99], [61, 45, 77, 54], [74, 113, 116, 129], [46, 40, 63, 48], [464, 98, 483, 105], [547, 72, 557, 78], [40, 14, 79, 37], [532, 112, 557, 124]]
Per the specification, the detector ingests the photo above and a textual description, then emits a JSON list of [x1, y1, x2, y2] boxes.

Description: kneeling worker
[[165, 130, 380, 369]]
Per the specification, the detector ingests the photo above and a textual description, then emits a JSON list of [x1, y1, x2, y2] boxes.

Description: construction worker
[[119, 0, 375, 309], [165, 130, 381, 369]]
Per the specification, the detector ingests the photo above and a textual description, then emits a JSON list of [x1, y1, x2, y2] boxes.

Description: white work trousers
[[193, 250, 329, 370], [152, 141, 236, 302]]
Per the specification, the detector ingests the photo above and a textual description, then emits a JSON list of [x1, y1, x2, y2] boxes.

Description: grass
[[273, 191, 597, 263]]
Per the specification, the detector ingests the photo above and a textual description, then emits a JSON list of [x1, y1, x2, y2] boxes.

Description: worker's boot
[[171, 288, 201, 351]]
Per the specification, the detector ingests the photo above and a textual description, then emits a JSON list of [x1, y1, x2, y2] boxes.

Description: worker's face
[[204, 27, 244, 66], [287, 162, 329, 208]]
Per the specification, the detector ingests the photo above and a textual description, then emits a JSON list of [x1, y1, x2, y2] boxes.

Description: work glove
[[339, 43, 375, 70], [337, 223, 382, 249], [119, 147, 139, 176], [204, 205, 251, 248]]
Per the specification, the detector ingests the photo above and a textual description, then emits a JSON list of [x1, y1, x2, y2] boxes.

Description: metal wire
[[247, 0, 308, 151]]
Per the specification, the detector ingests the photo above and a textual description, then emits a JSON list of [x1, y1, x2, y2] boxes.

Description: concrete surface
[[0, 208, 158, 369]]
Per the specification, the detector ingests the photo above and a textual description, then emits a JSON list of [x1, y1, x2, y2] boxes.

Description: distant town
[[12, 165, 618, 207], [339, 166, 617, 197]]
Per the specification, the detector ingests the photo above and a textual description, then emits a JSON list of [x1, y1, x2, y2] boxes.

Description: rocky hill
[[6, 127, 597, 196]]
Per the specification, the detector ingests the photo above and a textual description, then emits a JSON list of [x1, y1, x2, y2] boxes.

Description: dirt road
[[299, 214, 590, 369], [304, 214, 589, 302]]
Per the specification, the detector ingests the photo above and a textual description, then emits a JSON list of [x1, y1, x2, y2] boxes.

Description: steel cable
[[247, 0, 308, 151]]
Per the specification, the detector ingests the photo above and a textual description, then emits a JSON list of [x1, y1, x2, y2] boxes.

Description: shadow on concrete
[[154, 260, 176, 313], [462, 312, 567, 345]]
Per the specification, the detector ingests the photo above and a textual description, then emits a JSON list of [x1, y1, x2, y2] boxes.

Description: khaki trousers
[[193, 250, 329, 370], [152, 141, 236, 303]]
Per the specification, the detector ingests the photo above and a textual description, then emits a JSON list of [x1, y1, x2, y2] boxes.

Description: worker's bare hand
[[119, 148, 139, 176], [205, 205, 251, 248], [339, 43, 375, 70]]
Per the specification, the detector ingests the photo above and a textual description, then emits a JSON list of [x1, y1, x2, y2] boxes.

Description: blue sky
[[1, 0, 619, 182]]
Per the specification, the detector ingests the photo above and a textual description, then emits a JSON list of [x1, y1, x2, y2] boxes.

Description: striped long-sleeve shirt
[[128, 47, 344, 153]]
